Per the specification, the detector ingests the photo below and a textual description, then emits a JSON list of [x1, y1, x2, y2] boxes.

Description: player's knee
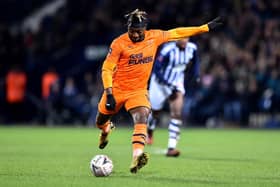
[[130, 107, 150, 123], [133, 112, 149, 123]]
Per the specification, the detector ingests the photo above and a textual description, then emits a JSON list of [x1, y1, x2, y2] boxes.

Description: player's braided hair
[[125, 9, 148, 28]]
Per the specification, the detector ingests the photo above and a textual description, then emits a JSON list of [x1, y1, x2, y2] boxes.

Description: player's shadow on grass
[[113, 172, 229, 185], [185, 156, 257, 162]]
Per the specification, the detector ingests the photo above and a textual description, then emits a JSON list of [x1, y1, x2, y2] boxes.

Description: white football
[[90, 154, 113, 177]]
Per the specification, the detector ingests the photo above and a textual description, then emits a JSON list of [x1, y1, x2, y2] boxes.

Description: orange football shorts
[[98, 89, 151, 115]]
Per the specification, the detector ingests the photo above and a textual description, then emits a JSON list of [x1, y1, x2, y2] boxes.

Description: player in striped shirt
[[147, 38, 200, 157]]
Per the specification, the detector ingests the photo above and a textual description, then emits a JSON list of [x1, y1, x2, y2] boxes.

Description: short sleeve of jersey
[[105, 38, 122, 63]]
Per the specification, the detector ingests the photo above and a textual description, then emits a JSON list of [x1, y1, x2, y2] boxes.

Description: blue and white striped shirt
[[152, 41, 199, 86]]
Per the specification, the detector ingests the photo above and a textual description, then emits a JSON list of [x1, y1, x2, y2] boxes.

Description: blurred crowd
[[0, 0, 279, 127]]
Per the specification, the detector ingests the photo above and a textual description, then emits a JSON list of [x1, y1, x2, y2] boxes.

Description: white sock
[[133, 148, 143, 158], [167, 119, 182, 149]]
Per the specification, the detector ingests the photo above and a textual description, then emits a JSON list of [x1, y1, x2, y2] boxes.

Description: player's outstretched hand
[[105, 94, 116, 111], [208, 17, 224, 31]]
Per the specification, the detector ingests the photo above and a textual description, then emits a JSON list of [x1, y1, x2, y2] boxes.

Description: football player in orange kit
[[95, 9, 223, 173]]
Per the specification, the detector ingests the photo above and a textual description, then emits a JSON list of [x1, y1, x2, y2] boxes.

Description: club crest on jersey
[[128, 53, 153, 65]]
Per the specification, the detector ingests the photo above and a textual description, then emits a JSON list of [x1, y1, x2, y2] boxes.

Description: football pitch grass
[[0, 126, 280, 187]]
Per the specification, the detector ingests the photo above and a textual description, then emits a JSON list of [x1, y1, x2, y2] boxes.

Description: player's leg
[[147, 75, 169, 144], [125, 91, 150, 173], [147, 110, 160, 144], [95, 112, 114, 149], [129, 106, 150, 173], [166, 91, 184, 157], [96, 92, 122, 149]]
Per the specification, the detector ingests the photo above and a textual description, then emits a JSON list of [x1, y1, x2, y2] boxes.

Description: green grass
[[0, 126, 280, 187]]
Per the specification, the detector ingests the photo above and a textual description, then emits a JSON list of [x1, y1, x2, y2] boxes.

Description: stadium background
[[0, 0, 279, 128]]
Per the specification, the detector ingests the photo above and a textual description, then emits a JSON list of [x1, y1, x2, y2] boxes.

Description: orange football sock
[[132, 123, 147, 157]]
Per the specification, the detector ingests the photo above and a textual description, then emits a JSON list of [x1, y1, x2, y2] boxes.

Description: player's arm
[[185, 49, 200, 82], [102, 39, 120, 91], [191, 49, 200, 78], [165, 17, 223, 41], [101, 40, 120, 110], [102, 60, 117, 110], [102, 60, 116, 93], [153, 53, 169, 85], [167, 24, 208, 41], [154, 49, 177, 91]]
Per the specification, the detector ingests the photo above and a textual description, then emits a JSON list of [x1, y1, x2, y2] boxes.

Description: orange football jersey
[[106, 29, 167, 91], [102, 25, 209, 92]]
